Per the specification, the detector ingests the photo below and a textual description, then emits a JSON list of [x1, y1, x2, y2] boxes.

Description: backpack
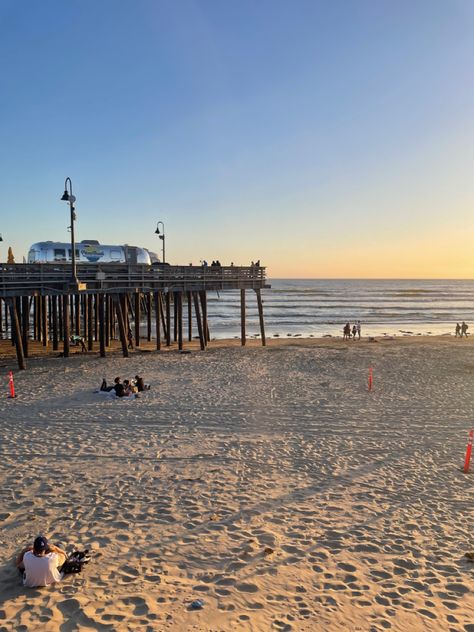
[[60, 550, 91, 575]]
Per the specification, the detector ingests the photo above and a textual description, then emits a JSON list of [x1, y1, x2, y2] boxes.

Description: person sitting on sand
[[123, 379, 137, 396], [134, 375, 151, 392], [16, 535, 67, 588], [113, 377, 125, 397], [135, 375, 145, 392]]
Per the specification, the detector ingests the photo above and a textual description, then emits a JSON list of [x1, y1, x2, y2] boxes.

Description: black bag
[[60, 550, 91, 575]]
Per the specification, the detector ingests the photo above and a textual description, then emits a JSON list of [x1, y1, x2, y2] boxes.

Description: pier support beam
[[41, 295, 48, 347], [63, 295, 70, 358], [255, 289, 266, 346], [199, 291, 209, 344], [154, 292, 161, 351], [187, 291, 192, 342], [240, 289, 246, 346], [193, 292, 206, 351], [98, 293, 106, 358], [7, 298, 26, 370], [51, 295, 58, 351], [177, 292, 183, 351], [134, 293, 140, 347], [113, 294, 129, 358], [147, 293, 152, 342], [165, 292, 171, 347], [173, 292, 178, 342]]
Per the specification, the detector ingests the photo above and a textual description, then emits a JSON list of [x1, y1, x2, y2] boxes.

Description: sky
[[0, 0, 473, 278]]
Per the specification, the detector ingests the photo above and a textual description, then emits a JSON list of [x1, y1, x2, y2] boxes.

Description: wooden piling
[[63, 295, 70, 358], [165, 292, 171, 346], [193, 292, 206, 351], [154, 292, 161, 351], [187, 291, 192, 341], [7, 298, 26, 370], [51, 295, 58, 351], [22, 295, 30, 357], [98, 293, 106, 358], [255, 289, 266, 346], [134, 293, 140, 347], [177, 292, 183, 351], [147, 293, 152, 342], [41, 295, 48, 347], [199, 291, 209, 344], [113, 294, 129, 358], [240, 289, 246, 346], [173, 292, 178, 342]]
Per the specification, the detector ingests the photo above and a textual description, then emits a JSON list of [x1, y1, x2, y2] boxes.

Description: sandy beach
[[0, 336, 473, 631]]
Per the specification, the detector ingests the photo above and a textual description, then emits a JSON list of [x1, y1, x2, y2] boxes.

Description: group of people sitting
[[99, 375, 150, 398]]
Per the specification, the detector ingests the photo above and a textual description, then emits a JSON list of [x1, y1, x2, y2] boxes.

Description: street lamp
[[155, 221, 166, 263], [60, 177, 78, 284]]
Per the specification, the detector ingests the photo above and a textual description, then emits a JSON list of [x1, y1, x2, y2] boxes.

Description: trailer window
[[54, 249, 66, 261], [111, 249, 122, 261]]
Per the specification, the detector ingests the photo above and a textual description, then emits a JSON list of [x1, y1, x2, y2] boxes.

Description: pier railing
[[0, 264, 267, 297]]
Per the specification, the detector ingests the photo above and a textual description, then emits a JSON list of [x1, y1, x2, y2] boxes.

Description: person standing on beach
[[352, 324, 357, 340], [127, 328, 134, 349], [455, 323, 461, 337], [461, 321, 469, 337], [356, 320, 361, 340], [343, 323, 350, 340]]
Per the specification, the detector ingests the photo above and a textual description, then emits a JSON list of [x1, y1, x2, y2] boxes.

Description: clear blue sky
[[1, 0, 473, 277]]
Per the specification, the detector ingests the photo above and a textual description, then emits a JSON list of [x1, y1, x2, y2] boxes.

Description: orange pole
[[9, 371, 15, 398], [463, 429, 473, 473]]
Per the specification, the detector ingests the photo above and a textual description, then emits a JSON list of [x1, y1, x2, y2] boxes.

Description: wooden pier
[[0, 264, 269, 370]]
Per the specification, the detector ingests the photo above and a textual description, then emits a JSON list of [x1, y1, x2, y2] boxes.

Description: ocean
[[206, 279, 474, 339]]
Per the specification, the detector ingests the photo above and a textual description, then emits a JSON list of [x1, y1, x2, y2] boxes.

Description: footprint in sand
[[235, 582, 259, 593]]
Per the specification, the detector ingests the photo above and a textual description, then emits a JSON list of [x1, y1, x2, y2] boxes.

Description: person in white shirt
[[16, 535, 67, 588]]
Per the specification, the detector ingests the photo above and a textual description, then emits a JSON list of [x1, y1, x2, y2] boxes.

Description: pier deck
[[0, 264, 268, 297]]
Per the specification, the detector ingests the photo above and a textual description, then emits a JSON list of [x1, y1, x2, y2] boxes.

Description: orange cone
[[463, 429, 473, 473]]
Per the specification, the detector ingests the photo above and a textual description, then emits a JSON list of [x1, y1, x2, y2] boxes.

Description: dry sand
[[0, 336, 473, 631]]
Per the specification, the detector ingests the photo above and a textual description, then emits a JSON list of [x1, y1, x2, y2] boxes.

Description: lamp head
[[155, 226, 161, 235], [0, 234, 3, 242], [61, 190, 69, 201]]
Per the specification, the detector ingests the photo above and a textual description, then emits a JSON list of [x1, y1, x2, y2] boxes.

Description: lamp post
[[155, 221, 166, 263], [60, 177, 78, 284]]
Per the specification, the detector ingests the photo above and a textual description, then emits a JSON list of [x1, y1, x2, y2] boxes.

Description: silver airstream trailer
[[28, 240, 152, 265]]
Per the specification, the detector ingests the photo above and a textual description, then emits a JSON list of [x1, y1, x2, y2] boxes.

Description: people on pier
[[16, 536, 67, 588]]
